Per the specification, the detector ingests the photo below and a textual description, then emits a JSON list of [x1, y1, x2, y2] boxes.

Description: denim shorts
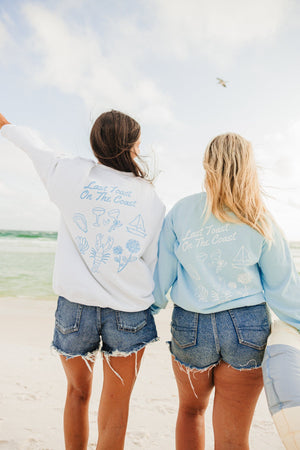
[[52, 296, 158, 360], [170, 303, 271, 371]]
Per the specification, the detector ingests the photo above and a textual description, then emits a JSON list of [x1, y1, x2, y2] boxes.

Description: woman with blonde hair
[[153, 133, 300, 449]]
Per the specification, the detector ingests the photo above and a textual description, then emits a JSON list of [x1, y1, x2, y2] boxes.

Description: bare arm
[[0, 113, 10, 129]]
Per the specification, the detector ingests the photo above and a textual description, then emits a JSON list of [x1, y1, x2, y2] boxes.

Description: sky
[[0, 0, 300, 239]]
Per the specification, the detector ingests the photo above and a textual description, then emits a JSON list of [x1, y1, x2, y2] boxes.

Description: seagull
[[217, 78, 228, 87]]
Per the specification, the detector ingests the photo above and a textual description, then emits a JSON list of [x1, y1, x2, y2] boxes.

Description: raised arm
[[0, 116, 63, 191]]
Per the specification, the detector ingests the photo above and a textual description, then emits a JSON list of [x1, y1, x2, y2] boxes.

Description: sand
[[0, 298, 284, 450]]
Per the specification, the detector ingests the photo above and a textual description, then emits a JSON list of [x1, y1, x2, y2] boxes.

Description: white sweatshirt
[[1, 125, 165, 311]]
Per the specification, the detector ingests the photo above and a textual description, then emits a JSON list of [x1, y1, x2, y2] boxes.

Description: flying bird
[[217, 78, 228, 87]]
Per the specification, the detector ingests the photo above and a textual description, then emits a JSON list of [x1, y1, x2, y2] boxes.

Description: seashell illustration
[[194, 285, 209, 301], [73, 213, 88, 233], [76, 236, 89, 255]]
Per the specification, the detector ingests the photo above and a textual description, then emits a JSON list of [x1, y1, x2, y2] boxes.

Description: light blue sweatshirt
[[153, 193, 300, 331]]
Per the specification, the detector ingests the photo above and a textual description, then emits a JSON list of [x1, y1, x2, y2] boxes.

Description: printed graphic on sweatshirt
[[210, 249, 227, 273], [237, 272, 252, 285], [191, 271, 255, 305], [107, 209, 123, 232], [194, 285, 209, 301], [73, 213, 88, 233], [182, 224, 237, 252], [90, 234, 114, 273], [232, 246, 253, 268], [211, 288, 232, 303], [196, 252, 208, 262], [193, 272, 237, 305], [75, 236, 89, 255], [79, 182, 137, 207], [113, 239, 141, 272], [73, 207, 147, 241], [92, 207, 106, 226], [72, 182, 148, 272], [91, 207, 124, 232], [126, 214, 147, 238]]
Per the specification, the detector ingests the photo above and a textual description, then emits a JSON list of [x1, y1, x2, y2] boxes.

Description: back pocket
[[55, 296, 83, 335], [229, 303, 271, 350], [171, 305, 198, 349], [116, 310, 148, 333]]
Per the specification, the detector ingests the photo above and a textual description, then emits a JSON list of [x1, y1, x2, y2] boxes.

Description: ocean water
[[0, 230, 57, 299], [0, 230, 300, 299]]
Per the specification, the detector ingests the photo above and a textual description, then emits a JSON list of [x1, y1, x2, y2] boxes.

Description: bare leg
[[213, 361, 264, 450], [172, 355, 214, 450], [97, 348, 145, 450], [60, 355, 95, 450]]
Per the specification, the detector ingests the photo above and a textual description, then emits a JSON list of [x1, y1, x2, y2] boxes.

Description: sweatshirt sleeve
[[142, 205, 166, 276], [1, 124, 63, 191], [258, 224, 300, 331], [152, 211, 178, 312]]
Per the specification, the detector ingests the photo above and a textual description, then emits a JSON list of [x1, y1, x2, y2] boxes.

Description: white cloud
[[0, 18, 9, 53], [259, 119, 300, 185], [152, 0, 295, 61], [1, 0, 299, 238], [252, 119, 300, 239], [21, 3, 176, 127]]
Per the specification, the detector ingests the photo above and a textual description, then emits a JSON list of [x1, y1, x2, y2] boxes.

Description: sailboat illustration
[[127, 214, 147, 238], [232, 246, 252, 266]]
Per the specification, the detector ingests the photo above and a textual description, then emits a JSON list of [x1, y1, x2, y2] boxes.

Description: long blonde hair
[[203, 133, 272, 240]]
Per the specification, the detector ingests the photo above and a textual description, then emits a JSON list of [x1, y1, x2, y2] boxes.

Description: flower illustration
[[113, 246, 123, 255], [126, 239, 140, 254], [113, 240, 141, 272], [238, 273, 252, 285]]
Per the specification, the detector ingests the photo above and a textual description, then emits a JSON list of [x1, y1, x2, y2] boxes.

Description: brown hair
[[203, 133, 273, 240], [90, 110, 148, 179]]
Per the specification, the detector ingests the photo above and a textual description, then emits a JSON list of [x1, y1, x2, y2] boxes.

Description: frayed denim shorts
[[170, 303, 271, 371], [52, 296, 158, 360]]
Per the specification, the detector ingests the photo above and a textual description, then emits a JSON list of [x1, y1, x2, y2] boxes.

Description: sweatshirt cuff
[[150, 304, 161, 315], [1, 123, 16, 137]]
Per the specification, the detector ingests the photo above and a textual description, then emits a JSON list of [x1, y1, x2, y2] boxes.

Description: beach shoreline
[[0, 297, 284, 449]]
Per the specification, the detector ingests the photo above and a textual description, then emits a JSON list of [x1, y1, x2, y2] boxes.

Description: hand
[[0, 113, 10, 129]]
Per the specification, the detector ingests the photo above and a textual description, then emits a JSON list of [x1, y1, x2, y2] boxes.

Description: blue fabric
[[169, 303, 271, 370], [153, 193, 300, 331], [262, 344, 300, 415], [52, 296, 157, 357]]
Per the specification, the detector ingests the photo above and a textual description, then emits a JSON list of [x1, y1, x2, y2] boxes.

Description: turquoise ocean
[[1, 229, 300, 300], [0, 230, 57, 299]]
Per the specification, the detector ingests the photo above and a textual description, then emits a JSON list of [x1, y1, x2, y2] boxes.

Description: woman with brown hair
[[0, 110, 165, 450], [153, 133, 300, 449]]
